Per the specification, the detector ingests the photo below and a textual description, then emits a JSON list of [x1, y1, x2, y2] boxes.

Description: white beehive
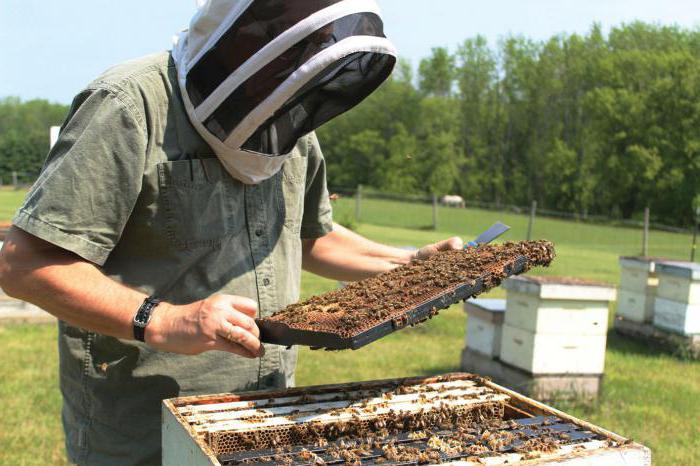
[[653, 297, 700, 335], [652, 262, 700, 336], [619, 257, 658, 293], [500, 276, 616, 375], [464, 299, 506, 358], [655, 261, 700, 305], [162, 374, 651, 466], [616, 257, 660, 323]]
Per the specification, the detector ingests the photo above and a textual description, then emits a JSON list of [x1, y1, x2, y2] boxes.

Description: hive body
[[616, 257, 659, 323], [653, 262, 700, 335], [162, 374, 650, 466], [498, 277, 614, 376], [464, 299, 506, 357]]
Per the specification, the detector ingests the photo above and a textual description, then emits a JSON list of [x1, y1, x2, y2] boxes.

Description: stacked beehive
[[616, 257, 659, 323], [499, 277, 615, 376], [653, 262, 700, 336], [462, 277, 616, 399]]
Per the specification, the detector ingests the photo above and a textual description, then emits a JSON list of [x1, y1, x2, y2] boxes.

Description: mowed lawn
[[0, 187, 27, 223], [1, 194, 699, 465]]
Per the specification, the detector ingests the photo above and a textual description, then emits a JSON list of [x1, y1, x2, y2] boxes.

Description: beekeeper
[[0, 1, 462, 465]]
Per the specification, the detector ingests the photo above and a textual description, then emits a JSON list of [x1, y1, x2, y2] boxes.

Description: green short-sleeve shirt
[[13, 52, 333, 466]]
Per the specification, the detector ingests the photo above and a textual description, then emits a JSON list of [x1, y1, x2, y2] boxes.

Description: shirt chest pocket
[[277, 155, 308, 234], [157, 158, 245, 250]]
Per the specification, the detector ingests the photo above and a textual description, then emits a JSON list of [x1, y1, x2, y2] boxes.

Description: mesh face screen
[[186, 0, 344, 107], [201, 12, 390, 148], [242, 51, 395, 155]]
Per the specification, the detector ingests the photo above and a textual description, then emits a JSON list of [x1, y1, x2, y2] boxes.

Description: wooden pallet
[[613, 316, 700, 359]]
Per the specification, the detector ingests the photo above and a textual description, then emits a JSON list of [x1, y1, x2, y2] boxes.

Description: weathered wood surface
[[162, 399, 218, 466]]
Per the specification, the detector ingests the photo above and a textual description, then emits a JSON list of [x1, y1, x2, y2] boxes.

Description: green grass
[[0, 187, 27, 223], [1, 195, 699, 465]]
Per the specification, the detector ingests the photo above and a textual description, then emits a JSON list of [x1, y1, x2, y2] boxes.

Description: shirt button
[[255, 229, 263, 237], [263, 278, 271, 286]]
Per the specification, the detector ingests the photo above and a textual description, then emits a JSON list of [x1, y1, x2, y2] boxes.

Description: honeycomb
[[176, 378, 508, 456]]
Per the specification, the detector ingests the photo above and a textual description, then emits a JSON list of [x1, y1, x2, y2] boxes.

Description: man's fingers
[[415, 237, 464, 260], [218, 321, 265, 357], [211, 337, 258, 359], [435, 236, 464, 251], [227, 295, 258, 318], [224, 309, 260, 339]]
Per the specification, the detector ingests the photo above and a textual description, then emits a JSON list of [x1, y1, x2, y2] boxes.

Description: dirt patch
[[262, 241, 555, 338]]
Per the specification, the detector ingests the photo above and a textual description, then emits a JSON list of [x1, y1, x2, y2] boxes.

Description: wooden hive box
[[653, 262, 700, 336], [463, 299, 506, 358], [162, 374, 650, 466], [655, 261, 700, 305], [616, 257, 661, 323], [653, 297, 700, 336], [618, 257, 658, 293], [500, 277, 615, 375]]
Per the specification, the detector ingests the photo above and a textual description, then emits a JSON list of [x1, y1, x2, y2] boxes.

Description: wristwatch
[[133, 296, 161, 342]]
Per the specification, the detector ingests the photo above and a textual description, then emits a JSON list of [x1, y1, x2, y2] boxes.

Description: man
[[0, 1, 462, 464]]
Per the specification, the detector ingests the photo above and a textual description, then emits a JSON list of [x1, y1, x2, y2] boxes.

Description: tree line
[[318, 22, 700, 227], [2, 22, 699, 226]]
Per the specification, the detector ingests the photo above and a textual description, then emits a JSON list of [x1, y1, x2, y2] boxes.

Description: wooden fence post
[[355, 184, 362, 222], [11, 171, 18, 188], [642, 207, 650, 256], [526, 201, 537, 240], [432, 194, 438, 231], [692, 206, 699, 262]]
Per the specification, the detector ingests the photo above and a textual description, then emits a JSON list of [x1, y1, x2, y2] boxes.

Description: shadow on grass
[[606, 329, 699, 361]]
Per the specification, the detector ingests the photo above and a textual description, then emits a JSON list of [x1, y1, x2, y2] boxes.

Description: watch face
[[134, 310, 150, 327]]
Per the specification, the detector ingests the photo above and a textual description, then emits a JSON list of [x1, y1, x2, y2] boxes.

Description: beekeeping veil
[[173, 0, 397, 184]]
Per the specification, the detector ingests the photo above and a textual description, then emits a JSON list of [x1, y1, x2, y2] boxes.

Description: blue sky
[[2, 0, 699, 104]]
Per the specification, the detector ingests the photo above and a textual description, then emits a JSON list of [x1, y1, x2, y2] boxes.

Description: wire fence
[[330, 185, 699, 264], [0, 171, 39, 188]]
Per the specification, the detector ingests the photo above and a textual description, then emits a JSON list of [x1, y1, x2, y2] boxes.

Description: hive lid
[[503, 276, 617, 301], [656, 261, 700, 280], [464, 299, 506, 324], [619, 256, 666, 273]]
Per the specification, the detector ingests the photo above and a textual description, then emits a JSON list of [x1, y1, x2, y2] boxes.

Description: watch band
[[133, 296, 161, 342]]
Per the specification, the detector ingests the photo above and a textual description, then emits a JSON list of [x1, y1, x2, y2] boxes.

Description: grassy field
[[0, 187, 27, 223], [1, 193, 699, 465]]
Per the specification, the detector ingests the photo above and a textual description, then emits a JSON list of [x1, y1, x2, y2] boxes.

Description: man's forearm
[[0, 227, 147, 339], [302, 223, 416, 282], [0, 227, 264, 357]]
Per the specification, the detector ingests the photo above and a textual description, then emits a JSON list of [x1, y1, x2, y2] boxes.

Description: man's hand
[[147, 295, 264, 359], [302, 224, 467, 282], [413, 237, 464, 261]]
